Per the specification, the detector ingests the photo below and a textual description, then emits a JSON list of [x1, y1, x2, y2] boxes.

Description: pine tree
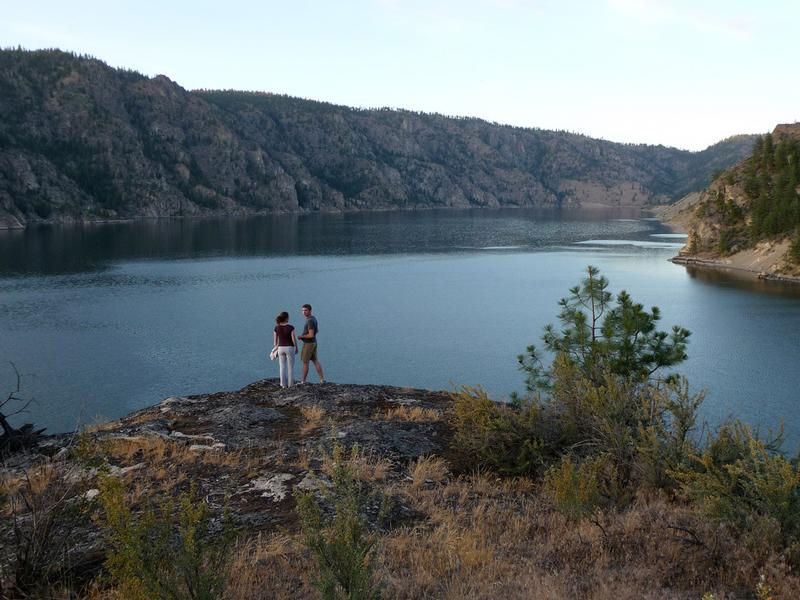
[[518, 266, 690, 390]]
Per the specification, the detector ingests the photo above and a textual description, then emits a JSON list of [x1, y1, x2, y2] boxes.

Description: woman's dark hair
[[276, 311, 289, 324]]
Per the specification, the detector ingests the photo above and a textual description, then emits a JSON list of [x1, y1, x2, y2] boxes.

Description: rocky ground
[[1, 380, 454, 595], [5, 379, 452, 518], [3, 379, 798, 599]]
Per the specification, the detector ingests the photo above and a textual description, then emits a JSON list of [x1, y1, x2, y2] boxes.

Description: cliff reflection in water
[[685, 266, 800, 299], [0, 208, 652, 276]]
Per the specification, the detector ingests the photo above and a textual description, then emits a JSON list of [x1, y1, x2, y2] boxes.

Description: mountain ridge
[[0, 48, 757, 228]]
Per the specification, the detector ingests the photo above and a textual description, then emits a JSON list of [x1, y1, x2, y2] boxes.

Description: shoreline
[[669, 255, 800, 284], [653, 205, 800, 286], [0, 202, 657, 231]]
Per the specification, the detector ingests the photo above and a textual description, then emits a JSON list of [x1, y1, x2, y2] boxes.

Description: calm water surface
[[1, 209, 799, 448]]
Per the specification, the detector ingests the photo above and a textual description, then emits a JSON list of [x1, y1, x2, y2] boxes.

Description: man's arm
[[299, 327, 315, 340]]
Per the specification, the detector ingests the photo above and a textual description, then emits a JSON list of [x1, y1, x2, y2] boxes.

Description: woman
[[273, 311, 298, 388]]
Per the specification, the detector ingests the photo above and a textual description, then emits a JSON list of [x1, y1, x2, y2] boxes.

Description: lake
[[1, 209, 799, 449]]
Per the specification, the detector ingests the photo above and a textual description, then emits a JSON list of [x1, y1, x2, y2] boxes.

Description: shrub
[[450, 386, 548, 476], [673, 422, 800, 558], [451, 362, 704, 497], [294, 443, 382, 600], [545, 456, 603, 522], [98, 477, 235, 600], [0, 464, 93, 598], [634, 377, 705, 491], [545, 358, 703, 495]]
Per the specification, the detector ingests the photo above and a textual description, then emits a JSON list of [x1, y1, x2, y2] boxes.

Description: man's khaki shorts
[[301, 343, 318, 363]]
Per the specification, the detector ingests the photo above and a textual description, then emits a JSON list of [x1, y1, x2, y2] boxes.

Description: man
[[299, 303, 325, 384]]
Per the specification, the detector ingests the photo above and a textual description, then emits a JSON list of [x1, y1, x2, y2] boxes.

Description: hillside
[[668, 123, 800, 279], [0, 49, 756, 228]]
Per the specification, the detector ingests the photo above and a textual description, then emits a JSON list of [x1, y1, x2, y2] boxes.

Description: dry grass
[[409, 455, 449, 488], [211, 467, 800, 599], [299, 404, 326, 433], [83, 434, 268, 508], [100, 434, 257, 470], [272, 438, 287, 466], [381, 405, 441, 422], [66, 435, 800, 600], [224, 533, 311, 600], [292, 445, 312, 470], [0, 464, 60, 517], [321, 444, 392, 482], [22, 425, 798, 599], [374, 473, 800, 599], [82, 410, 159, 434]]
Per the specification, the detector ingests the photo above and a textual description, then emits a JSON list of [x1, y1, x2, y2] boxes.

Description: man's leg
[[313, 359, 325, 382], [301, 361, 310, 383]]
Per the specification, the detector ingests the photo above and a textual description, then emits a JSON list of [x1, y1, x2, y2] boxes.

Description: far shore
[[670, 254, 800, 284], [0, 202, 654, 231], [652, 204, 800, 285]]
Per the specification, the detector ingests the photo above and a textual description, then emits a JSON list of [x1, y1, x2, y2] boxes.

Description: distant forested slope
[[674, 123, 800, 276], [0, 49, 757, 228]]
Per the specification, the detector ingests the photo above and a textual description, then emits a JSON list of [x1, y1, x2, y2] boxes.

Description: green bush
[[451, 361, 704, 499], [673, 422, 800, 557], [545, 359, 703, 496], [545, 455, 603, 522], [450, 385, 548, 476], [634, 377, 705, 490], [98, 477, 235, 600], [294, 443, 382, 600]]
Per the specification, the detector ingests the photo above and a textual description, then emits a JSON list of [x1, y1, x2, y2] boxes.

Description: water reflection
[[0, 208, 654, 275], [685, 266, 800, 299]]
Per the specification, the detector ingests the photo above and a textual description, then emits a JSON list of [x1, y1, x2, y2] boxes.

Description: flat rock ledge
[[113, 378, 452, 458], [4, 380, 455, 557]]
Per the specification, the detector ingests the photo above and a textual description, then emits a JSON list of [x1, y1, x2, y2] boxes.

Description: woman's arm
[[273, 330, 278, 348], [292, 330, 298, 352]]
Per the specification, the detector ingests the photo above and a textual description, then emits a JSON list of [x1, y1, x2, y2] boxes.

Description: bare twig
[[664, 522, 707, 549], [1, 363, 45, 453]]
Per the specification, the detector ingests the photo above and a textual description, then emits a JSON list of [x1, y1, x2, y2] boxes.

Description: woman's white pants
[[277, 346, 295, 387]]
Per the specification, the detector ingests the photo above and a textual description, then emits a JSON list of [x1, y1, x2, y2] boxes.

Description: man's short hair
[[302, 303, 312, 311]]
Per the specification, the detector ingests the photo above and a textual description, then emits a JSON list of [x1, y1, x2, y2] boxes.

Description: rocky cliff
[[667, 123, 800, 279], [0, 49, 757, 228]]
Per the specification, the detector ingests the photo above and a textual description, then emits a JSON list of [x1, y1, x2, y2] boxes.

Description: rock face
[[0, 49, 757, 228]]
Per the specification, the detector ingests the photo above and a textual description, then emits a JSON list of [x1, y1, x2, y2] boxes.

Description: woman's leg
[[286, 350, 295, 387], [278, 349, 288, 387]]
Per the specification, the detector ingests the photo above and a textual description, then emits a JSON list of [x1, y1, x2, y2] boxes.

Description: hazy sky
[[3, 0, 799, 150]]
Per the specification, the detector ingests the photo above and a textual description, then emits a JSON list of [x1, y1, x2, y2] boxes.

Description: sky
[[2, 0, 799, 151]]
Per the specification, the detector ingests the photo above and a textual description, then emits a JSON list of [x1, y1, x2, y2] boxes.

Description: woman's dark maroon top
[[274, 324, 295, 347]]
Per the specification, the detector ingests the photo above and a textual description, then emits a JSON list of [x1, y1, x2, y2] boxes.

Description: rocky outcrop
[[0, 49, 757, 228], [7, 379, 452, 527], [665, 123, 800, 281], [0, 379, 453, 593]]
